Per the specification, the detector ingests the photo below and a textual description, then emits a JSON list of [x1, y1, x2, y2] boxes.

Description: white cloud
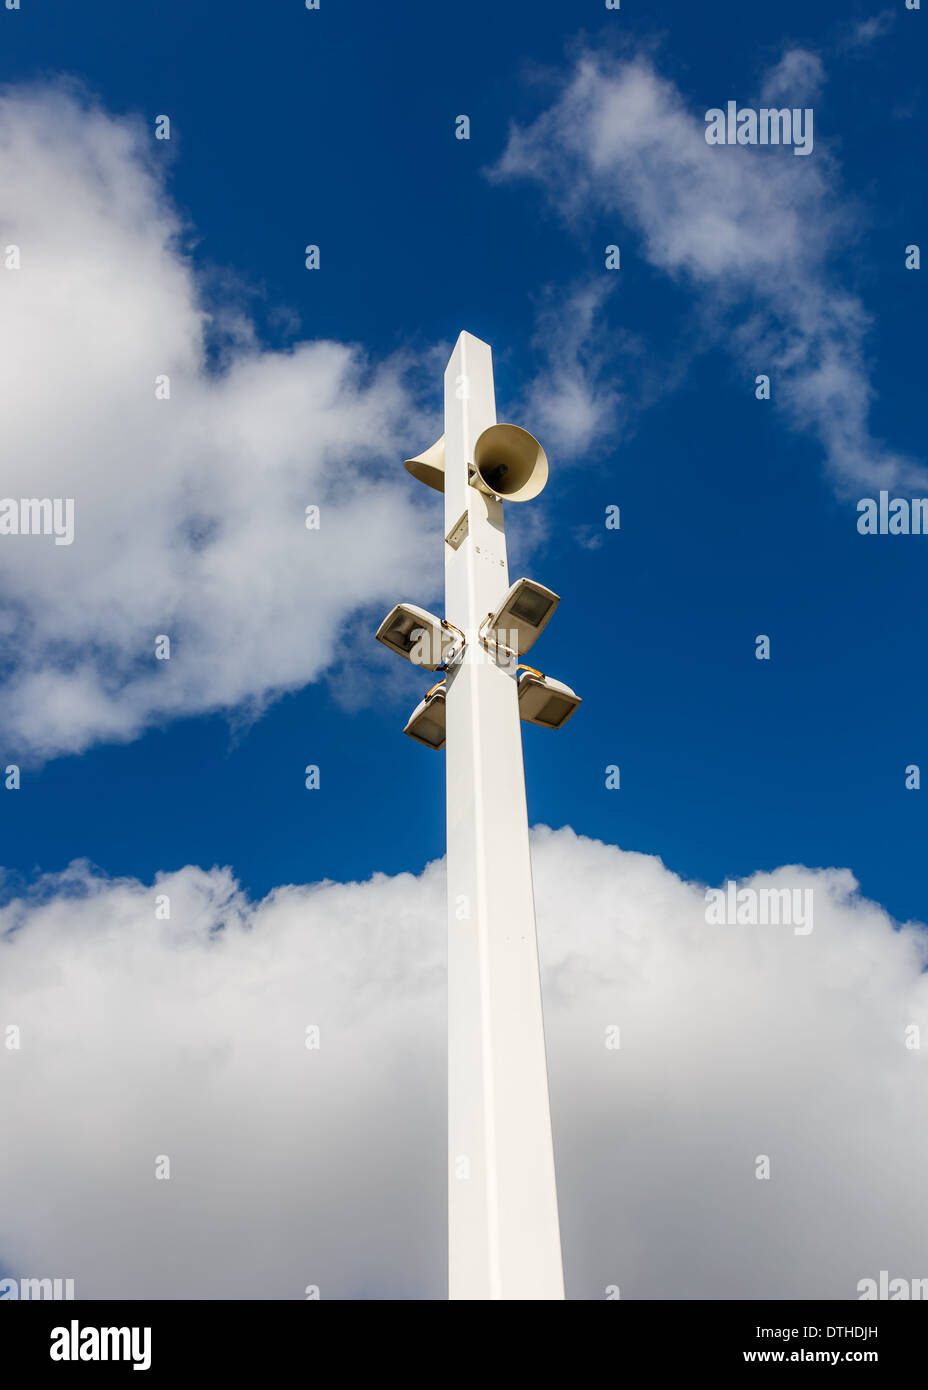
[[491, 54, 924, 494], [1, 830, 925, 1298], [520, 280, 622, 458], [761, 48, 826, 105], [845, 10, 896, 48], [0, 83, 439, 761]]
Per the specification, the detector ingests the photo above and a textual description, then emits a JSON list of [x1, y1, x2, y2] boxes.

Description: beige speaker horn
[[471, 424, 548, 502], [404, 436, 445, 493]]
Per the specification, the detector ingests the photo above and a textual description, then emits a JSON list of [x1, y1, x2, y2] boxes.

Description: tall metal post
[[442, 331, 564, 1300]]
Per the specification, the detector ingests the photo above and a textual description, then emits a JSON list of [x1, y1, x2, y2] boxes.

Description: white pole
[[443, 331, 565, 1300]]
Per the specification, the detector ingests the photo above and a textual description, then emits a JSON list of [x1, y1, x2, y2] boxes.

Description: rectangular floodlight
[[376, 603, 454, 671], [485, 578, 560, 655], [517, 671, 581, 730], [404, 684, 447, 749]]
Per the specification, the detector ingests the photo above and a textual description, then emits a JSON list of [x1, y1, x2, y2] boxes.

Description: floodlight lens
[[533, 694, 575, 728], [509, 588, 555, 627], [386, 614, 418, 646], [415, 716, 444, 746]]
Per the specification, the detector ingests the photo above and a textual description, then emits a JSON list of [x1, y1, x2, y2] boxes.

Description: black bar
[[2, 1298, 922, 1376]]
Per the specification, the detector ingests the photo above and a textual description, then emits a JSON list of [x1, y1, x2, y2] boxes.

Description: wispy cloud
[[761, 47, 826, 104], [520, 279, 621, 458], [490, 53, 923, 495], [843, 9, 896, 48]]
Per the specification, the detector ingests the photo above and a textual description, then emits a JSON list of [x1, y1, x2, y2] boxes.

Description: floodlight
[[404, 682, 446, 750], [516, 667, 581, 730], [482, 578, 560, 656], [376, 603, 461, 670]]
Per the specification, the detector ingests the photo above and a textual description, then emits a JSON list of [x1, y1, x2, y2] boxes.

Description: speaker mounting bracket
[[445, 510, 469, 551]]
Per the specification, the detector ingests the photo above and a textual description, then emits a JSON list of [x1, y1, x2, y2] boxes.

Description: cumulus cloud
[[0, 83, 438, 762], [491, 54, 924, 494], [1, 830, 925, 1299]]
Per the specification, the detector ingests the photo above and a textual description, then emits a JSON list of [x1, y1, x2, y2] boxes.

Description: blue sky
[[1, 0, 924, 922]]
